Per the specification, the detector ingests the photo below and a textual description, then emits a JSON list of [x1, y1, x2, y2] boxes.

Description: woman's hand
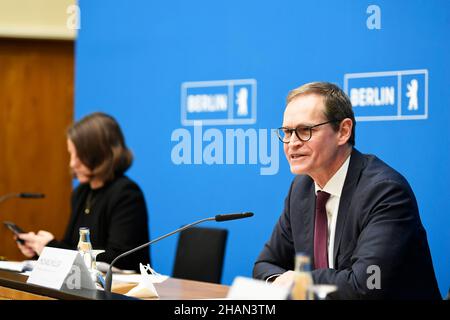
[[17, 231, 55, 256], [15, 235, 36, 258]]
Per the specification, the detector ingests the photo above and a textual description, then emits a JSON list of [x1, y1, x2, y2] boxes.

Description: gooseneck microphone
[[215, 212, 253, 222], [18, 193, 45, 199], [104, 212, 254, 292], [0, 192, 45, 204]]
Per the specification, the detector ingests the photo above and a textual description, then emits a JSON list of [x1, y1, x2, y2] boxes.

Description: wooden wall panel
[[0, 38, 73, 261]]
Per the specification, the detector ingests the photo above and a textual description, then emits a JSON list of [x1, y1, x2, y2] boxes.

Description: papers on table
[[0, 260, 36, 273], [227, 276, 289, 300]]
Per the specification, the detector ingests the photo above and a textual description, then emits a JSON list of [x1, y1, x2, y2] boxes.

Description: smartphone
[[3, 221, 26, 244]]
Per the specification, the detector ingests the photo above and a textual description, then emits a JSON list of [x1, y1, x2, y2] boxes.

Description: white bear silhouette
[[236, 87, 249, 116], [406, 79, 418, 111]]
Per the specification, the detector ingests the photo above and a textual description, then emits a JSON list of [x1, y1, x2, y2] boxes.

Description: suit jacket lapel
[[291, 177, 316, 265], [333, 148, 365, 266]]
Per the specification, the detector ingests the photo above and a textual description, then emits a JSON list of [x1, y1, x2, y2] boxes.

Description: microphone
[[104, 212, 254, 292], [18, 193, 45, 199], [0, 192, 46, 204], [215, 212, 253, 222]]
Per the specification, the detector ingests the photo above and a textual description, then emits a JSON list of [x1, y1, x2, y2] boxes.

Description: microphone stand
[[104, 216, 215, 292]]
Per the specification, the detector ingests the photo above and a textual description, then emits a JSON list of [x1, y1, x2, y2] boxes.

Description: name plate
[[227, 276, 289, 300], [27, 247, 96, 290]]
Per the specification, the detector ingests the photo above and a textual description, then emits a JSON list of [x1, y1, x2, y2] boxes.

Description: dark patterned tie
[[314, 191, 331, 269]]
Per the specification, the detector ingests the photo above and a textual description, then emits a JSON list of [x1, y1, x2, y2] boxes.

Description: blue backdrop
[[75, 0, 450, 297]]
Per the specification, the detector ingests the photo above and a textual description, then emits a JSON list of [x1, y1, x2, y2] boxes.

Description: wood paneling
[[0, 38, 73, 261]]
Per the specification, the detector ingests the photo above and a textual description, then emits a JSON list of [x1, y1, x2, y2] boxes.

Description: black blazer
[[253, 149, 441, 299], [48, 175, 150, 271]]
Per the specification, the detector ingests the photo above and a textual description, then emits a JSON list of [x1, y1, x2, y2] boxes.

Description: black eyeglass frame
[[277, 120, 341, 143]]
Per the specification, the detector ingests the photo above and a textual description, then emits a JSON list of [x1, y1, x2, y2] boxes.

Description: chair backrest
[[172, 227, 228, 284]]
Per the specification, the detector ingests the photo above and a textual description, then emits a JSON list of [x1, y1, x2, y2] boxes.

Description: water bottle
[[77, 227, 106, 289], [291, 252, 314, 300], [77, 227, 93, 270]]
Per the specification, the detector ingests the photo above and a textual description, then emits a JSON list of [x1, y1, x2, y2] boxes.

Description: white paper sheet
[[0, 260, 36, 272]]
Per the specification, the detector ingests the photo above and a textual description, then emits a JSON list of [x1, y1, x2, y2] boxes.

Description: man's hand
[[272, 270, 296, 288]]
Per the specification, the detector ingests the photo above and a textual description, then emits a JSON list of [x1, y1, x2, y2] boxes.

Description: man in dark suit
[[253, 82, 440, 299]]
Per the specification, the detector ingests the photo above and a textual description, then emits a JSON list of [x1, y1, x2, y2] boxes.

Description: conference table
[[0, 269, 229, 300]]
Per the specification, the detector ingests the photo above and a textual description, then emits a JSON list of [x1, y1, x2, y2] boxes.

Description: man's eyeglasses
[[276, 120, 340, 143]]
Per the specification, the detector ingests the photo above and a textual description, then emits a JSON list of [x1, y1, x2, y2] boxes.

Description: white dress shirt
[[314, 154, 351, 269]]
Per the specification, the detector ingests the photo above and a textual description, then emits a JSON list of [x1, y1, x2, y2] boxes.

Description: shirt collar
[[314, 154, 351, 198]]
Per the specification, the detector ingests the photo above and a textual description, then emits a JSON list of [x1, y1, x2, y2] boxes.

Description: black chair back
[[172, 227, 228, 284]]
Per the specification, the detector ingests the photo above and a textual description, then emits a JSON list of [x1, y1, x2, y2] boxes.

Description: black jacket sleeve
[[253, 180, 296, 280], [96, 180, 150, 271]]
